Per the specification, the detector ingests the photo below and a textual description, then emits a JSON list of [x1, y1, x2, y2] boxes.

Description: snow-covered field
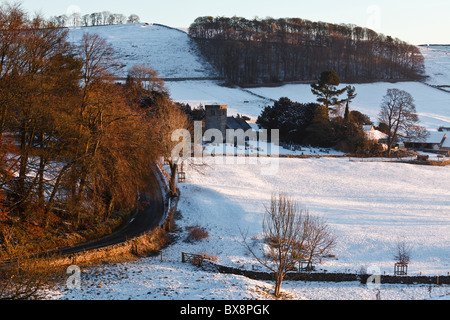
[[50, 259, 449, 301], [176, 157, 450, 277], [50, 157, 450, 301]]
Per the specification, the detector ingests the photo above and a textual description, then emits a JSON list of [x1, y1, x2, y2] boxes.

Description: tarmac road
[[53, 166, 166, 257]]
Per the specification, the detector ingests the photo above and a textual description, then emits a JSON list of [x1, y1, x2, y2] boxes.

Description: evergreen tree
[[344, 104, 350, 123], [305, 105, 333, 147], [257, 98, 318, 144], [311, 71, 347, 114], [344, 85, 357, 123]]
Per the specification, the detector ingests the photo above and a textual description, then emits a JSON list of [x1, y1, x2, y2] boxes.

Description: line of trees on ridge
[[50, 11, 140, 28]]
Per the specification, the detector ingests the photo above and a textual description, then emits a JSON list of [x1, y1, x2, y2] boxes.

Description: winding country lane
[[53, 166, 166, 257]]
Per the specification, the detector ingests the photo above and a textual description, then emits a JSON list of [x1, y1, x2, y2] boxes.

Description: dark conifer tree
[[311, 71, 347, 113], [305, 105, 333, 147], [344, 104, 350, 123], [344, 85, 357, 123]]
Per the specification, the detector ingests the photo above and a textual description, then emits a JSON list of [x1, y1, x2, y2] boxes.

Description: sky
[[15, 0, 450, 45]]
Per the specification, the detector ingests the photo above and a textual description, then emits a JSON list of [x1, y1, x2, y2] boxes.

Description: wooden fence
[[181, 252, 208, 266]]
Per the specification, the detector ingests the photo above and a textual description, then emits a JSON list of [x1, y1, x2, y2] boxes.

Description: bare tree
[[243, 194, 336, 297], [107, 14, 116, 25], [114, 14, 126, 25], [78, 33, 119, 85], [378, 89, 428, 157], [67, 12, 81, 28], [102, 11, 111, 25], [393, 239, 412, 264], [127, 14, 140, 24], [152, 96, 191, 197], [128, 65, 166, 93], [90, 12, 102, 26], [303, 214, 336, 270], [125, 65, 207, 197], [81, 14, 90, 27], [69, 33, 122, 226], [55, 14, 68, 27]]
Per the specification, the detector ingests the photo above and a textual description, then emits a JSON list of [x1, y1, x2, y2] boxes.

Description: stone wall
[[202, 261, 449, 285]]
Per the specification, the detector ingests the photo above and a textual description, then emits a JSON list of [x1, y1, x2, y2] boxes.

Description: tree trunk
[[37, 134, 46, 208], [45, 162, 71, 228], [168, 161, 178, 197], [75, 174, 87, 228], [17, 130, 29, 199], [274, 272, 283, 297], [106, 195, 115, 221]]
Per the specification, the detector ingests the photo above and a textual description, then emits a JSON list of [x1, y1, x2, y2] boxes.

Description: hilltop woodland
[[0, 4, 190, 261], [189, 16, 425, 85]]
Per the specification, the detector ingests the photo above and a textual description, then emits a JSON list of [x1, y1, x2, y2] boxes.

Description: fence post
[[182, 252, 186, 263]]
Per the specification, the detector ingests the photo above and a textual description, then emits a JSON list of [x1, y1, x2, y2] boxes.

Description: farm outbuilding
[[442, 135, 450, 155], [404, 132, 447, 152]]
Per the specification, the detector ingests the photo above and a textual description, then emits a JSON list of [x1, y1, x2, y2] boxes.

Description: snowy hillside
[[246, 81, 450, 130], [166, 80, 272, 120], [166, 80, 450, 131], [420, 46, 450, 87], [67, 24, 450, 132], [68, 23, 218, 79]]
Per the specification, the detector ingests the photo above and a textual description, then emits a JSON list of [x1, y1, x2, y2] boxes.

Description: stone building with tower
[[205, 104, 228, 138], [205, 104, 252, 143]]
